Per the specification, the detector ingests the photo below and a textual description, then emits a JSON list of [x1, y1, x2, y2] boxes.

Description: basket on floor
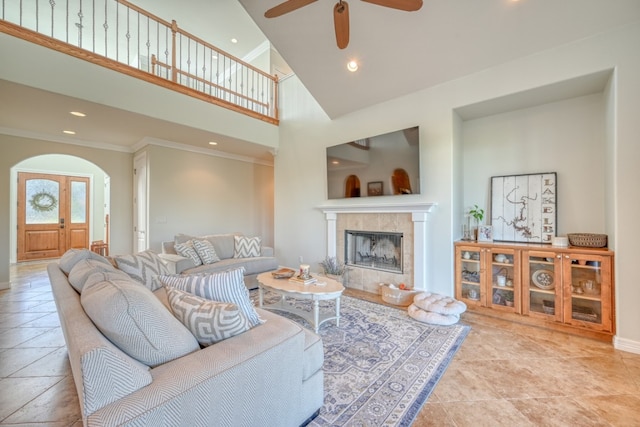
[[567, 233, 607, 248]]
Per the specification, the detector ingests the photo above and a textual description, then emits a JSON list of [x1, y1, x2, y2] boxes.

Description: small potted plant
[[319, 256, 348, 283], [504, 291, 514, 307], [468, 204, 485, 240]]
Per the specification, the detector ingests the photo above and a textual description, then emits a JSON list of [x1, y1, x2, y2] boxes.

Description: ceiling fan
[[264, 0, 423, 50]]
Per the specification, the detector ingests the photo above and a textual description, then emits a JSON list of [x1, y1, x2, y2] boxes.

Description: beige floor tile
[[431, 365, 503, 402], [510, 397, 609, 427], [576, 394, 640, 426], [0, 376, 64, 421], [0, 347, 58, 377], [10, 347, 72, 378], [2, 375, 81, 425], [411, 402, 457, 426], [440, 399, 535, 427]]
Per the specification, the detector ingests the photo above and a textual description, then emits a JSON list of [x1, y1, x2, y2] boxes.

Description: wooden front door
[[17, 172, 90, 261]]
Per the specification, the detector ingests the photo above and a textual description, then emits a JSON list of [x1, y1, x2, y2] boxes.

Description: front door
[[17, 172, 90, 261]]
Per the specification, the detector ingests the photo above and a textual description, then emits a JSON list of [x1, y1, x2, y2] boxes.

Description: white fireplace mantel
[[317, 201, 436, 290]]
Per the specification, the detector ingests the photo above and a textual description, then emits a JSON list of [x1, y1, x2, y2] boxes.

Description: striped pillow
[[114, 250, 169, 292], [192, 239, 220, 264], [233, 236, 261, 258], [174, 241, 203, 266], [158, 267, 263, 328], [167, 287, 250, 346]]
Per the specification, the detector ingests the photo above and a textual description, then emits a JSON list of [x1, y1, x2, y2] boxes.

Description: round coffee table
[[256, 270, 345, 333]]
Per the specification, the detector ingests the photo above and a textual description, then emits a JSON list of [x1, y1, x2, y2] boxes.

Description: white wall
[[145, 145, 274, 251], [461, 93, 606, 236], [275, 23, 640, 348]]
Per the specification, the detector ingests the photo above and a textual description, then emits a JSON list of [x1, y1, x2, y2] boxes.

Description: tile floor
[[1, 262, 639, 426]]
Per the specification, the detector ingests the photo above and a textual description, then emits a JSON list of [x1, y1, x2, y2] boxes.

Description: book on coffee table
[[289, 275, 317, 285]]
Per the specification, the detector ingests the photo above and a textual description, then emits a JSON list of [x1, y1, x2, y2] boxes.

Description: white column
[[325, 212, 337, 257], [412, 212, 428, 290]]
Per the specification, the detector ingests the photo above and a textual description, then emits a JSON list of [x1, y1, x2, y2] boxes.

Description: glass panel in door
[[25, 179, 59, 224], [490, 250, 515, 309], [527, 254, 557, 317], [460, 248, 481, 302], [568, 256, 602, 325]]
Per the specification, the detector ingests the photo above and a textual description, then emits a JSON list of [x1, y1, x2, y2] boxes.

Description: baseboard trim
[[613, 336, 640, 354]]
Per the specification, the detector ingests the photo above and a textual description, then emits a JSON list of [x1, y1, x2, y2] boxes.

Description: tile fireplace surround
[[319, 202, 436, 294]]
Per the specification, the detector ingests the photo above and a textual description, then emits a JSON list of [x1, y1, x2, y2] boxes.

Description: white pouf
[[408, 304, 460, 326], [412, 292, 467, 315]]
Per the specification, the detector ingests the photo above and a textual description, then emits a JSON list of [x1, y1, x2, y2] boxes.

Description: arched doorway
[[10, 154, 111, 264]]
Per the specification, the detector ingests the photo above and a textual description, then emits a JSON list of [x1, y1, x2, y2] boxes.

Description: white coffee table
[[256, 270, 345, 333]]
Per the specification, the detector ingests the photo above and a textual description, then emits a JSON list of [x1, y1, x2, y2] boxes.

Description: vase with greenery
[[319, 256, 348, 283], [468, 204, 485, 240]]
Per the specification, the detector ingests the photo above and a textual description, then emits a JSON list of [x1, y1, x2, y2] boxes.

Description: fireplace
[[345, 230, 403, 273], [319, 202, 436, 293]]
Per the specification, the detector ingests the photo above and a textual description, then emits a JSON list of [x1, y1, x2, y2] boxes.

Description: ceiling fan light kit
[[265, 0, 423, 49]]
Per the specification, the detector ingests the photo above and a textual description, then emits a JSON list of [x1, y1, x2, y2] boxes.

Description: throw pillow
[[81, 276, 200, 367], [68, 258, 118, 293], [158, 267, 264, 328], [233, 236, 261, 258], [192, 239, 220, 265], [174, 241, 203, 266], [59, 248, 112, 275], [166, 287, 250, 346], [114, 250, 169, 292]]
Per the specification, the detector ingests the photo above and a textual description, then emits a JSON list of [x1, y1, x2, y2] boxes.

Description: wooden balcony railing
[[0, 0, 279, 124]]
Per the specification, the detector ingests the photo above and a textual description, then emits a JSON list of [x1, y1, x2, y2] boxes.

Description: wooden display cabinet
[[455, 241, 615, 341]]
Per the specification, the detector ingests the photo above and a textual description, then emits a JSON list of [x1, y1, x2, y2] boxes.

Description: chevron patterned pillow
[[192, 239, 220, 264], [233, 236, 262, 258], [167, 287, 250, 346], [174, 241, 203, 266], [158, 267, 264, 328], [115, 250, 170, 292]]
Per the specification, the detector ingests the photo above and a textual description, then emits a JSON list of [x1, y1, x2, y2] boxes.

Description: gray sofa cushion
[[233, 235, 262, 258], [114, 250, 170, 292], [68, 259, 118, 293], [167, 287, 250, 346], [81, 276, 200, 367], [174, 233, 238, 260], [59, 248, 112, 275], [159, 267, 264, 328], [183, 256, 278, 276], [192, 239, 221, 264]]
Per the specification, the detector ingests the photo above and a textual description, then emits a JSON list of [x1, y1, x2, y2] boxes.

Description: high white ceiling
[[239, 0, 640, 118], [1, 0, 639, 157]]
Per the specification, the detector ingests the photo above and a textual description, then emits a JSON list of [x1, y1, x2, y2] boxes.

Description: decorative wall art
[[477, 225, 493, 242], [367, 181, 383, 196], [491, 172, 557, 243]]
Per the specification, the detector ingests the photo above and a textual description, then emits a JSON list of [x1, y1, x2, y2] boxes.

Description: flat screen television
[[326, 126, 420, 199]]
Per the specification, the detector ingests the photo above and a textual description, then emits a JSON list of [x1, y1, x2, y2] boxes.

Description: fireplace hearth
[[346, 230, 403, 273]]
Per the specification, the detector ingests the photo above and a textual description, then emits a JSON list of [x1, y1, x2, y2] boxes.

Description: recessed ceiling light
[[332, 160, 340, 165], [209, 141, 218, 146], [231, 38, 238, 44], [63, 130, 76, 135], [347, 60, 358, 72], [70, 111, 86, 117]]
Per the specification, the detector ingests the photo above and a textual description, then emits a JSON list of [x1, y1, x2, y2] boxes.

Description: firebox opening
[[345, 230, 403, 273]]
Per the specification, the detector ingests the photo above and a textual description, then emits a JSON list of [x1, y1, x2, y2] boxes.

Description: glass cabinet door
[[563, 254, 611, 331], [488, 249, 517, 311], [458, 247, 482, 304], [523, 251, 562, 321]]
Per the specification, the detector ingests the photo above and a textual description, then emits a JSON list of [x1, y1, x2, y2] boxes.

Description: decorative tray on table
[[271, 268, 296, 279]]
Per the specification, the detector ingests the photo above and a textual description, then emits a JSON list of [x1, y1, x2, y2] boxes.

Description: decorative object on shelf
[[299, 264, 311, 279], [572, 305, 598, 322], [567, 233, 608, 248], [494, 254, 507, 263], [496, 267, 509, 287], [461, 269, 480, 283], [477, 225, 493, 242], [492, 291, 503, 305], [467, 289, 479, 300], [542, 299, 555, 315], [380, 283, 420, 306], [468, 204, 484, 240], [367, 181, 383, 196], [552, 236, 569, 247], [504, 292, 514, 307], [29, 190, 58, 212], [491, 172, 557, 244], [462, 251, 471, 260], [531, 269, 555, 290]]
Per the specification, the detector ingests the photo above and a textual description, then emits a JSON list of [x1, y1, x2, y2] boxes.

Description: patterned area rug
[[252, 291, 470, 426]]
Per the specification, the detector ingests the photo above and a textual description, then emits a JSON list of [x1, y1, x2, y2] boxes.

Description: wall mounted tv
[[326, 126, 420, 200]]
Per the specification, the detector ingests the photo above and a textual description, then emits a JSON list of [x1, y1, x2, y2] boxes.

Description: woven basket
[[567, 233, 608, 248], [380, 284, 421, 307]]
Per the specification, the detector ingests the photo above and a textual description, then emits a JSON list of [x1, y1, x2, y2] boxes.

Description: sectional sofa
[[48, 249, 324, 426]]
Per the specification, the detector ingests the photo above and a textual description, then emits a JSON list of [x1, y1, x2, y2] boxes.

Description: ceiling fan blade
[[360, 0, 423, 12], [334, 1, 350, 49], [265, 0, 318, 18]]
